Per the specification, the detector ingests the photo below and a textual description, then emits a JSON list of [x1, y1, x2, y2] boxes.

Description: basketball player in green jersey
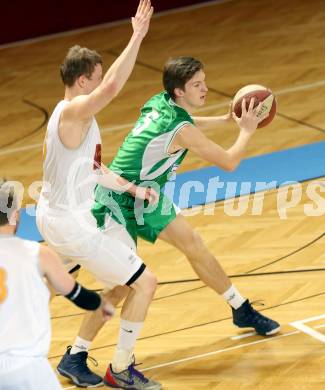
[[93, 56, 279, 333], [64, 57, 280, 385]]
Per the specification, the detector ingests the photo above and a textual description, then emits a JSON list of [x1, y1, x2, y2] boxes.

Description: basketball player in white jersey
[[0, 181, 114, 390], [36, 1, 162, 388]]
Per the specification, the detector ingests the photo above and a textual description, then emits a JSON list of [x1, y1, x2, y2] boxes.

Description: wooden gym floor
[[0, 0, 324, 388]]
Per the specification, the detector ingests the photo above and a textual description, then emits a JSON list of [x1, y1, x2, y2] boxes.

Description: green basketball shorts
[[92, 190, 179, 245]]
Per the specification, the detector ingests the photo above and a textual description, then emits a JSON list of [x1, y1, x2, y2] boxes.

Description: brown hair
[[0, 180, 17, 226], [163, 57, 203, 99], [60, 45, 103, 87]]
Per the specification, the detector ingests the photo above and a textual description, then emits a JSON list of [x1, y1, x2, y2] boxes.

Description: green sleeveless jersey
[[99, 91, 193, 190], [93, 91, 193, 239]]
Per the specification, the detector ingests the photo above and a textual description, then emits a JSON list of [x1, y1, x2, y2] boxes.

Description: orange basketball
[[232, 84, 277, 128]]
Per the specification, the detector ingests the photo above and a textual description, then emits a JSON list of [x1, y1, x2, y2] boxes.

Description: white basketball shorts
[[36, 207, 143, 289]]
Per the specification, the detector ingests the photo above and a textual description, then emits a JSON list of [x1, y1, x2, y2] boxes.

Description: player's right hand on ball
[[232, 98, 263, 134], [132, 0, 154, 39]]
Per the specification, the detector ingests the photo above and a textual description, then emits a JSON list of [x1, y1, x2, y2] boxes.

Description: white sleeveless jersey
[[0, 236, 50, 359], [40, 100, 102, 211]]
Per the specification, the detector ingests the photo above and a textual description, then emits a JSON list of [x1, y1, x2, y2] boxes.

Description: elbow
[[223, 164, 236, 172], [221, 160, 239, 172]]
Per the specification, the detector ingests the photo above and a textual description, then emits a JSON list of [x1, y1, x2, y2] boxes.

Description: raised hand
[[132, 0, 154, 39]]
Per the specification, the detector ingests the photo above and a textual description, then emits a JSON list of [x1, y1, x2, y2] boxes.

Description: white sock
[[222, 285, 246, 310], [70, 337, 92, 355], [112, 320, 144, 372], [112, 348, 134, 373]]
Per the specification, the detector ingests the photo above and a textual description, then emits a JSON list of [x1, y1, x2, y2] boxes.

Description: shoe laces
[[246, 303, 271, 324], [87, 354, 99, 368], [250, 299, 265, 307], [128, 362, 149, 384], [72, 350, 99, 371]]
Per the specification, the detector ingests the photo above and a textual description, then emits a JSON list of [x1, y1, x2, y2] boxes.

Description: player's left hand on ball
[[233, 98, 263, 134]]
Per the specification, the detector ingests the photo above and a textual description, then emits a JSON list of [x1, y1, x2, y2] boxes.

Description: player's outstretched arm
[[172, 98, 263, 171], [66, 0, 153, 121], [97, 165, 159, 204], [192, 114, 230, 129], [192, 103, 232, 129], [39, 245, 114, 318]]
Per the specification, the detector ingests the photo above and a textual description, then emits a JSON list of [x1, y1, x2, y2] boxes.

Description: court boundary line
[[1, 77, 325, 157], [142, 323, 325, 372], [290, 315, 325, 343], [141, 330, 299, 372]]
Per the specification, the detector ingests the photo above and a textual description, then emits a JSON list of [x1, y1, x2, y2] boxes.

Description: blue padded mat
[[171, 141, 325, 209]]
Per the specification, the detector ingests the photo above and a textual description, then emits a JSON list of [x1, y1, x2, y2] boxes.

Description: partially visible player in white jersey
[[36, 1, 162, 389], [0, 180, 114, 390]]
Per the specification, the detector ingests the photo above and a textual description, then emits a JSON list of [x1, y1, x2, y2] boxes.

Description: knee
[[131, 268, 157, 299], [182, 230, 205, 256], [101, 286, 129, 307], [143, 269, 157, 296]]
